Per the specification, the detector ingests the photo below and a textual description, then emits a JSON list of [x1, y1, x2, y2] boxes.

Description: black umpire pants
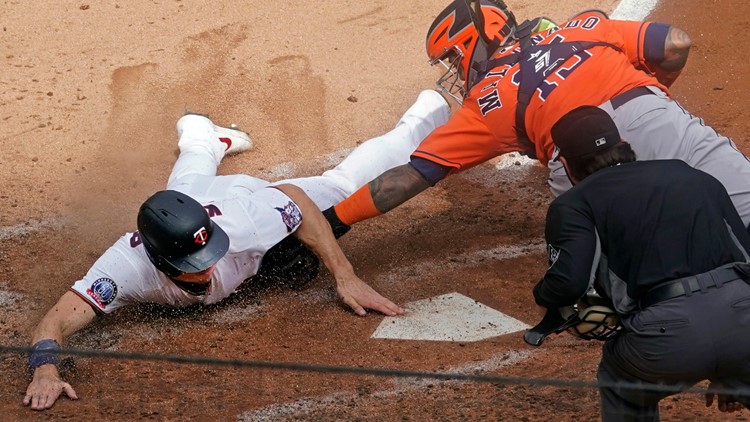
[[597, 275, 750, 421]]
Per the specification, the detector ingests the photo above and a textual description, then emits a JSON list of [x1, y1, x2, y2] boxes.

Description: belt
[[639, 264, 748, 309], [610, 86, 654, 110]]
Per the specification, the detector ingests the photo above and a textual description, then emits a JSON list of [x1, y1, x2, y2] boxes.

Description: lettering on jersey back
[[564, 16, 601, 30], [480, 81, 499, 92], [130, 231, 142, 247], [582, 16, 600, 29], [485, 68, 510, 79], [204, 204, 222, 217], [478, 89, 502, 116]]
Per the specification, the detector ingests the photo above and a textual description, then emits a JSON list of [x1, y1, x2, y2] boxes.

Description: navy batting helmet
[[137, 190, 229, 277]]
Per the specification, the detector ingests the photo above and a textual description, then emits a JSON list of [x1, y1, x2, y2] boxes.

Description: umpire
[[532, 105, 750, 420]]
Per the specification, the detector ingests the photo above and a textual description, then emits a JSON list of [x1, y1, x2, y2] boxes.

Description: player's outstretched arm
[[333, 164, 432, 226], [24, 291, 97, 410], [655, 25, 691, 87], [274, 183, 405, 316]]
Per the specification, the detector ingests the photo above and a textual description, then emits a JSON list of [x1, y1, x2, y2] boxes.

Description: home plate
[[371, 292, 530, 342]]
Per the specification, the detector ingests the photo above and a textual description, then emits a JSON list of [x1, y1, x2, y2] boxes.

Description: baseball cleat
[[176, 113, 253, 155], [213, 121, 253, 155]]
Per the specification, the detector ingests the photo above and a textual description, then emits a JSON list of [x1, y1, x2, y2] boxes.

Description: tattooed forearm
[[369, 164, 432, 213], [662, 26, 692, 71]]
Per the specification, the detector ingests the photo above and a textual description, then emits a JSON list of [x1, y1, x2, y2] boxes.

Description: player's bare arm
[[651, 25, 691, 87], [662, 26, 691, 71], [370, 164, 432, 213], [24, 291, 97, 410], [273, 184, 405, 317], [331, 163, 434, 226]]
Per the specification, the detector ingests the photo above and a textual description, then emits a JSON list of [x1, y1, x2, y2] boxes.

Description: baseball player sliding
[[326, 0, 750, 235], [23, 89, 450, 410]]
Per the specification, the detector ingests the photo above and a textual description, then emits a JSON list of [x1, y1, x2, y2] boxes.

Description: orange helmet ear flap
[[461, 0, 518, 91], [466, 0, 490, 44], [466, 0, 517, 45]]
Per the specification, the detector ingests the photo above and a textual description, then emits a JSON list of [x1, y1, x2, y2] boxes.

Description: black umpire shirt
[[533, 159, 750, 309]]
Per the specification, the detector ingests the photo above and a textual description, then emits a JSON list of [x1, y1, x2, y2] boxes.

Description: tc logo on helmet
[[193, 226, 209, 245]]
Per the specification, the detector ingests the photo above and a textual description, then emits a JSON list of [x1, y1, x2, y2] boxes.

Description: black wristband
[[322, 207, 351, 239], [28, 339, 61, 371]]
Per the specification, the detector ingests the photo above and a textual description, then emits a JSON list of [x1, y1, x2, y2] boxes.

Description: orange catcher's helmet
[[426, 0, 516, 104]]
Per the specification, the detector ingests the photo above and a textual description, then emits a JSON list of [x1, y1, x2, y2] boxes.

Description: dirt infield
[[2, 0, 749, 420]]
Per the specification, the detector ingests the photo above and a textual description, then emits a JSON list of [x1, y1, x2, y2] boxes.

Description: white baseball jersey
[[69, 89, 451, 314], [70, 174, 303, 313]]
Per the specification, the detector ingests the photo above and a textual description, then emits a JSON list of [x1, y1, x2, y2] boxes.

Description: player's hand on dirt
[[705, 381, 744, 413], [23, 365, 78, 410], [335, 274, 405, 317]]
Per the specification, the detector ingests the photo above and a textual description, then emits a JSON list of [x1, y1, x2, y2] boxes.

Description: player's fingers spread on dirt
[[25, 377, 78, 410], [335, 276, 404, 316], [374, 297, 406, 316], [62, 382, 79, 401], [353, 295, 403, 317], [30, 393, 50, 410], [341, 296, 367, 316], [24, 385, 47, 410], [28, 390, 55, 410], [351, 287, 405, 317]]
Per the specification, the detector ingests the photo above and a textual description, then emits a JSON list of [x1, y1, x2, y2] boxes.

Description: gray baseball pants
[[548, 86, 750, 228], [597, 276, 750, 421]]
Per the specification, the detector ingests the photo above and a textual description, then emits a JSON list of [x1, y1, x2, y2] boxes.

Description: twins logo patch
[[547, 244, 560, 268], [193, 226, 208, 245], [275, 201, 302, 232], [86, 277, 118, 309]]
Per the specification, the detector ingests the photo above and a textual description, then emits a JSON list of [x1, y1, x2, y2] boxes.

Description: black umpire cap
[[551, 106, 621, 159], [137, 190, 229, 277]]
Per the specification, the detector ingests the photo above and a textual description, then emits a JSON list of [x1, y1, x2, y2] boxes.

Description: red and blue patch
[[275, 201, 302, 233], [86, 277, 118, 309]]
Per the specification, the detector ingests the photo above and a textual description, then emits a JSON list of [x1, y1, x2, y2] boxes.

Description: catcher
[[23, 89, 450, 410], [528, 106, 750, 419], [326, 1, 750, 237]]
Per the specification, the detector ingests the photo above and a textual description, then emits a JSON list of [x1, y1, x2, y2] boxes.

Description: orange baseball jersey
[[411, 11, 671, 170]]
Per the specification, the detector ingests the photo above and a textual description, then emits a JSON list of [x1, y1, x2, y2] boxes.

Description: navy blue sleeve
[[409, 157, 451, 186], [643, 22, 669, 63]]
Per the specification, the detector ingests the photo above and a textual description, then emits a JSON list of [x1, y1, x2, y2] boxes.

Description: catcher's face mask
[[524, 290, 621, 346], [563, 288, 622, 341], [559, 303, 621, 341], [430, 47, 467, 105]]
